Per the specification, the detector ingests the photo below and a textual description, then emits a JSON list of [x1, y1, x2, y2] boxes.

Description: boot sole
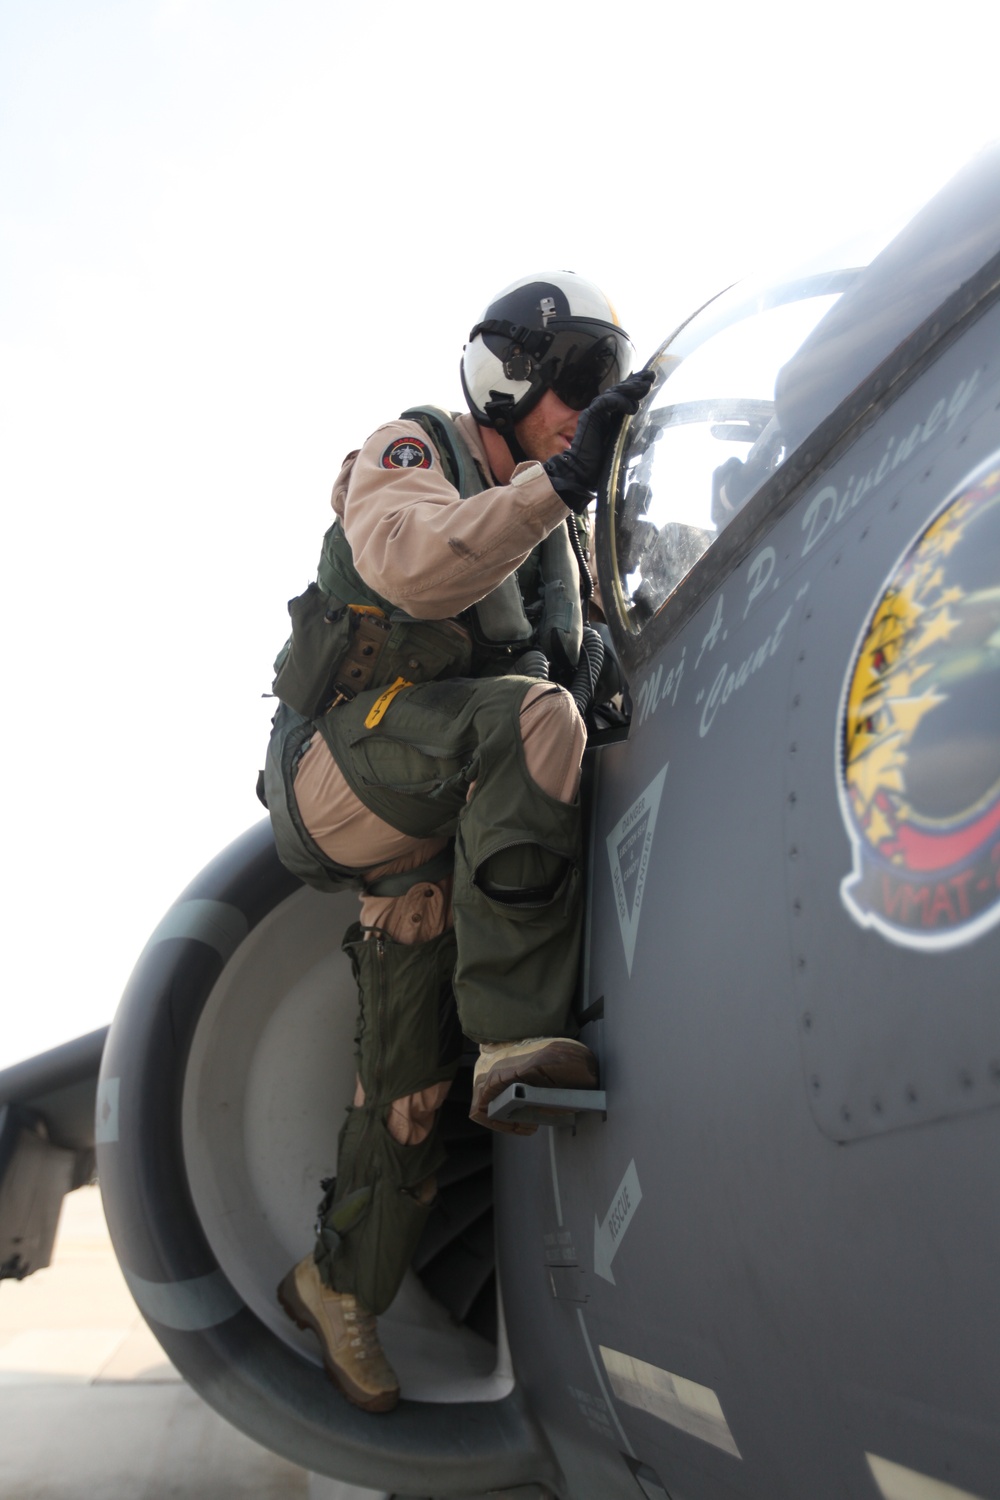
[[276, 1272, 399, 1414], [469, 1041, 599, 1135]]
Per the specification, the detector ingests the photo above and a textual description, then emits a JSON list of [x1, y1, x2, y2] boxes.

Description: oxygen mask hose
[[570, 626, 606, 717], [514, 649, 550, 679]]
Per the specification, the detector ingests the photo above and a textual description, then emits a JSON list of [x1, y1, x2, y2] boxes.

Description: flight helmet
[[461, 271, 634, 434]]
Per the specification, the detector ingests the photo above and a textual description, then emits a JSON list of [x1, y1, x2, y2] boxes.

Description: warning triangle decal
[[606, 764, 668, 976]]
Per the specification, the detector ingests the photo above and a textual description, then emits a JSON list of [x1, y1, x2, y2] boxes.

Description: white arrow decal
[[594, 1159, 643, 1285]]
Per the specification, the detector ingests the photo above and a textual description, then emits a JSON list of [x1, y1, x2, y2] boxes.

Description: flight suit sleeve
[[338, 420, 570, 620]]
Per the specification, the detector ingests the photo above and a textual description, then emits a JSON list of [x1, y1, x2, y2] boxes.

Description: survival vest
[[263, 406, 586, 892], [271, 406, 584, 719]]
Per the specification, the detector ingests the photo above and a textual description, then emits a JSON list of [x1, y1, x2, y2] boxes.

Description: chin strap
[[504, 429, 531, 467], [481, 389, 535, 471]]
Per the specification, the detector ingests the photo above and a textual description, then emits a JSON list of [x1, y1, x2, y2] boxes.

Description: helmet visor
[[543, 323, 634, 410]]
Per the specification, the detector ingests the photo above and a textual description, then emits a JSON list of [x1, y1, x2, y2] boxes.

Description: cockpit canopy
[[608, 264, 862, 630], [603, 143, 1000, 654]]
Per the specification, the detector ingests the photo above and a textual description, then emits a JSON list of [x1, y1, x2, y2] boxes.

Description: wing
[[0, 1027, 107, 1279]]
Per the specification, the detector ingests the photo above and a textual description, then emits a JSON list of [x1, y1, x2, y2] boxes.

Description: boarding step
[[487, 1083, 607, 1128]]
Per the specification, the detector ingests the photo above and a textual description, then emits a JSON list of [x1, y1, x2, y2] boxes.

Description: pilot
[[264, 272, 652, 1413]]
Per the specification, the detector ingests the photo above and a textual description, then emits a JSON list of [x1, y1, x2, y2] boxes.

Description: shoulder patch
[[381, 435, 434, 470]]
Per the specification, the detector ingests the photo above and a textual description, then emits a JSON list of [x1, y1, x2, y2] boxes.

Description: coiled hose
[[569, 625, 605, 717]]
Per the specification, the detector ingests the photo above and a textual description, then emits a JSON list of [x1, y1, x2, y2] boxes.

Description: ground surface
[[0, 1184, 315, 1499]]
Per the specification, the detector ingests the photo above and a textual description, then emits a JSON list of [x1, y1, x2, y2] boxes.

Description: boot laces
[[342, 1298, 381, 1361]]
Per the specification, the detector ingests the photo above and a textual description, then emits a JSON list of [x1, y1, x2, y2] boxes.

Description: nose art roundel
[[838, 450, 1000, 950]]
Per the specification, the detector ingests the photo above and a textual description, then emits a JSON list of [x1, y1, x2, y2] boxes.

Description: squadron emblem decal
[[381, 436, 433, 470], [607, 765, 668, 975], [838, 450, 1000, 950]]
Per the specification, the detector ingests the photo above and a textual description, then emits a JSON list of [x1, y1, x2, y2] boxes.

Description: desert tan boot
[[470, 1036, 599, 1135], [277, 1255, 399, 1413]]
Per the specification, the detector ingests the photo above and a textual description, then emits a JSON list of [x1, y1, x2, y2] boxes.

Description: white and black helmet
[[461, 271, 634, 433]]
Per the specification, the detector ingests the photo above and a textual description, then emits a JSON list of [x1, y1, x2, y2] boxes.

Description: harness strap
[[363, 844, 455, 898]]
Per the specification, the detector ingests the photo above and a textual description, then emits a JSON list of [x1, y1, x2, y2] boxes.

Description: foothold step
[[486, 1083, 607, 1128]]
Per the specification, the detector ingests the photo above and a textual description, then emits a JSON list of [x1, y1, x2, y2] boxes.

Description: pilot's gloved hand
[[544, 369, 655, 514]]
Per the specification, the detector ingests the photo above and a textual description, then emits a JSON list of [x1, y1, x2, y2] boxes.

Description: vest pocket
[[271, 583, 356, 716], [375, 615, 473, 688]]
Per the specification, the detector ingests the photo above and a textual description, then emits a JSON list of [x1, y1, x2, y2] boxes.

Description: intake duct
[[96, 820, 554, 1495]]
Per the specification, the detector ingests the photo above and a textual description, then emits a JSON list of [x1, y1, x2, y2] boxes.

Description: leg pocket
[[343, 924, 460, 1103], [319, 1112, 446, 1314]]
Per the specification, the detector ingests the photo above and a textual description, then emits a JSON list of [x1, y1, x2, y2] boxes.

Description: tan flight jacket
[[330, 412, 569, 620]]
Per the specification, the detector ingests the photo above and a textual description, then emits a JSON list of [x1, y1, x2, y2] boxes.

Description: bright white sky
[[1, 0, 997, 1069]]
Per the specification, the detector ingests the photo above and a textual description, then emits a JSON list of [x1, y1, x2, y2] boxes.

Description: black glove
[[543, 368, 655, 513]]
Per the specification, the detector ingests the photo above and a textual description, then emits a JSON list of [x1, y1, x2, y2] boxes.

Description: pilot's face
[[514, 388, 580, 462]]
